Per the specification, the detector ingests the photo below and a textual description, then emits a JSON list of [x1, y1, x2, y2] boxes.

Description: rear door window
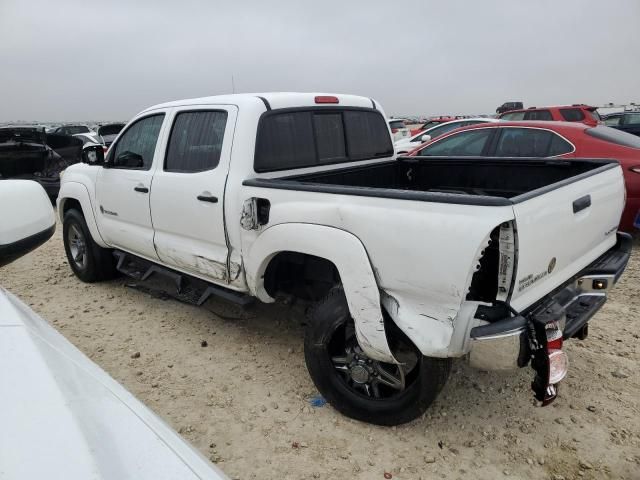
[[165, 110, 228, 172], [417, 129, 493, 156], [523, 110, 553, 121], [495, 128, 571, 157], [254, 109, 392, 172], [622, 113, 640, 125], [604, 115, 622, 126], [559, 109, 585, 122]]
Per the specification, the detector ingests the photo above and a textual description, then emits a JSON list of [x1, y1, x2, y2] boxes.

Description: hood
[[0, 288, 228, 480]]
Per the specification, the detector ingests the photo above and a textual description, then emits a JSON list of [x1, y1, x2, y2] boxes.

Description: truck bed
[[244, 157, 618, 206]]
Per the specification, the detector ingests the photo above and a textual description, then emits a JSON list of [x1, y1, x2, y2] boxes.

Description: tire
[[63, 209, 117, 282], [304, 287, 451, 426]]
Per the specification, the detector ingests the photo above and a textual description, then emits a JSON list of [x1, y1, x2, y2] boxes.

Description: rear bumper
[[469, 232, 632, 370]]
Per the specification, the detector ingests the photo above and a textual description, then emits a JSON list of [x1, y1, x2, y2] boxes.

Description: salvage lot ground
[[3, 219, 639, 480]]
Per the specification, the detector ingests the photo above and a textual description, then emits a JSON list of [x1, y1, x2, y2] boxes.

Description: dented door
[[149, 106, 237, 284]]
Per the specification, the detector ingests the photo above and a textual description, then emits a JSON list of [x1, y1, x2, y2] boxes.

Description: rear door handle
[[573, 194, 591, 213], [197, 194, 218, 203], [134, 185, 149, 193]]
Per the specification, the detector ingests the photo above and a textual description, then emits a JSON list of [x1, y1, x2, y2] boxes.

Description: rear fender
[[243, 223, 396, 363], [57, 181, 107, 248]]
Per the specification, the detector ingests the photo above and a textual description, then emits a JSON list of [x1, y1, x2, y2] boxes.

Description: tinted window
[[165, 111, 227, 172], [585, 126, 640, 149], [501, 111, 525, 121], [314, 113, 347, 162], [98, 124, 125, 136], [524, 110, 553, 121], [604, 115, 621, 126], [623, 113, 640, 125], [253, 109, 392, 172], [560, 109, 585, 122], [344, 111, 394, 160], [417, 129, 492, 156], [110, 114, 164, 170], [389, 120, 405, 130], [495, 128, 569, 157]]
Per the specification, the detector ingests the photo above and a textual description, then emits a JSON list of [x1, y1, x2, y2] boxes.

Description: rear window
[[559, 108, 585, 122], [254, 109, 393, 172], [585, 126, 640, 149], [389, 120, 406, 130]]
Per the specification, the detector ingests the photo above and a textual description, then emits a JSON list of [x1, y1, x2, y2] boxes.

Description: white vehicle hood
[[0, 288, 227, 480]]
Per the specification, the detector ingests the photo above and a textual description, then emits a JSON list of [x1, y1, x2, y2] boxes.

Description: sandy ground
[[2, 220, 639, 480]]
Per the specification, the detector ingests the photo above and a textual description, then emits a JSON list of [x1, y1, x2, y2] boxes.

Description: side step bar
[[113, 251, 253, 307]]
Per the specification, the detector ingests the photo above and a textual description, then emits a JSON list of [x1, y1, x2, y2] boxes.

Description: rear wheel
[[304, 287, 451, 425], [63, 209, 117, 282]]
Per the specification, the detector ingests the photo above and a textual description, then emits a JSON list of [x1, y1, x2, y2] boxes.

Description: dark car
[[0, 126, 82, 196], [97, 123, 125, 146], [496, 101, 523, 114], [52, 125, 92, 136], [602, 111, 640, 137]]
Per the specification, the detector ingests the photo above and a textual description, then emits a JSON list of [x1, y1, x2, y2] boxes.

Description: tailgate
[[509, 164, 624, 311]]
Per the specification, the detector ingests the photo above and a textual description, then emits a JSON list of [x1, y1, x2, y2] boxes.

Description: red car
[[407, 121, 640, 231], [498, 104, 602, 127], [410, 116, 458, 136]]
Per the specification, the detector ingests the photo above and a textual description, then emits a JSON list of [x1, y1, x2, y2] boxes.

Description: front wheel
[[63, 209, 117, 282], [304, 287, 451, 426]]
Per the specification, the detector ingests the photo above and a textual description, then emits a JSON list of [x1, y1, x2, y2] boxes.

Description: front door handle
[[573, 194, 591, 213], [134, 185, 149, 193], [197, 194, 218, 203]]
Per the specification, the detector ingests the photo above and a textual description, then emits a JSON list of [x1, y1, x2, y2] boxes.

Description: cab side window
[[109, 114, 165, 170], [165, 111, 228, 172]]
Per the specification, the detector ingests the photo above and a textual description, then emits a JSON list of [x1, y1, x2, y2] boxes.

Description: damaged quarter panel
[[238, 185, 515, 358]]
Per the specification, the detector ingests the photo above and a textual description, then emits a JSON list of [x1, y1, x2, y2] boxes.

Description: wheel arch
[[57, 182, 107, 248], [243, 223, 396, 363]]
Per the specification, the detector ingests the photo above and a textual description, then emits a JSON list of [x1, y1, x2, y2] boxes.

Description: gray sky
[[1, 0, 639, 121]]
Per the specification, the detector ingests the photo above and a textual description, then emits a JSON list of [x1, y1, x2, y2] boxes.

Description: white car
[[394, 117, 500, 154], [0, 180, 228, 480], [388, 118, 410, 141], [58, 92, 629, 425]]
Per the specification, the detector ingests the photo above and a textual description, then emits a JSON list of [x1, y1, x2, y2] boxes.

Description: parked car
[[499, 104, 601, 126], [407, 120, 640, 231], [601, 111, 640, 137], [0, 179, 228, 480], [395, 117, 499, 154], [97, 122, 126, 146], [409, 116, 458, 136], [0, 126, 82, 196], [496, 101, 523, 115], [388, 118, 410, 141], [58, 92, 630, 425], [51, 124, 93, 136]]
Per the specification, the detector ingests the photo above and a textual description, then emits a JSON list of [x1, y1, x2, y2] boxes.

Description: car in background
[[97, 122, 126, 146], [51, 124, 94, 136], [601, 111, 640, 137], [496, 101, 523, 115], [409, 116, 458, 136], [407, 121, 640, 231], [499, 104, 601, 126], [395, 117, 499, 154], [0, 126, 82, 196], [0, 180, 229, 480], [389, 118, 410, 141]]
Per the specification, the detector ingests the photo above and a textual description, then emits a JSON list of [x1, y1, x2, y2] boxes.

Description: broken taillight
[[531, 316, 568, 406]]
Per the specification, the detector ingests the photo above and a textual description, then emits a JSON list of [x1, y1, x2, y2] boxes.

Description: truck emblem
[[548, 257, 556, 274]]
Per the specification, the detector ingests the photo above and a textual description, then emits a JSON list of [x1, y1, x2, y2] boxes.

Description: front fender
[[243, 223, 396, 363], [57, 181, 107, 248]]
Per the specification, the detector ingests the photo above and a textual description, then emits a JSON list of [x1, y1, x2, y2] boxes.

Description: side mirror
[[115, 151, 144, 169], [0, 180, 56, 268], [82, 144, 105, 166], [421, 134, 432, 143]]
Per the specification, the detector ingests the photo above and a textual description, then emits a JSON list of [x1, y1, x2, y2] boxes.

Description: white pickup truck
[[58, 93, 631, 425]]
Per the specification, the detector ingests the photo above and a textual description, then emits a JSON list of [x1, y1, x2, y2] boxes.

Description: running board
[[113, 251, 253, 307]]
